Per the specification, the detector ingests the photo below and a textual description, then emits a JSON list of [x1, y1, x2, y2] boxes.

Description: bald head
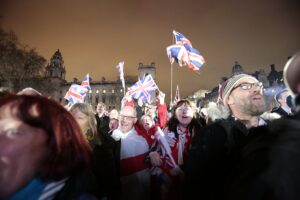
[[118, 106, 137, 133]]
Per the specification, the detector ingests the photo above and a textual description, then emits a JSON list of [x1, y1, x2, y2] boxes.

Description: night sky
[[1, 0, 300, 101]]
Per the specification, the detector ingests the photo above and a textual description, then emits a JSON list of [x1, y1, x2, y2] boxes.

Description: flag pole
[[170, 62, 173, 104], [170, 31, 175, 106]]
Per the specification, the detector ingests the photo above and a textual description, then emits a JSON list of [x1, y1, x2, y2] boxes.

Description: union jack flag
[[64, 84, 87, 104], [81, 73, 91, 91], [167, 30, 206, 71], [187, 47, 206, 71], [166, 44, 189, 66], [128, 74, 158, 103], [173, 30, 193, 51]]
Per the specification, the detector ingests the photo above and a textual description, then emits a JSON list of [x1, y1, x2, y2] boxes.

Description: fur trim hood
[[205, 102, 281, 123]]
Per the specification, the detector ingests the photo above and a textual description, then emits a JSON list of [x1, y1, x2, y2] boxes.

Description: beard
[[242, 97, 266, 116]]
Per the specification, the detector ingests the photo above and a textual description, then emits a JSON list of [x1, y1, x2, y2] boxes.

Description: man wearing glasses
[[228, 52, 300, 200], [111, 106, 151, 200], [185, 74, 268, 200]]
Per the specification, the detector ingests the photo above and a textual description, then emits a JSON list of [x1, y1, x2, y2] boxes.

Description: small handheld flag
[[64, 84, 87, 104], [81, 73, 91, 91], [128, 74, 158, 103]]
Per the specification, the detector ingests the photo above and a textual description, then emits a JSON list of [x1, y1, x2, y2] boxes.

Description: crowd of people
[[1, 51, 300, 200]]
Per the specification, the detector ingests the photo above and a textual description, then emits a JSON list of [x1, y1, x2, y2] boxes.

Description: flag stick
[[170, 62, 173, 104], [170, 32, 175, 105]]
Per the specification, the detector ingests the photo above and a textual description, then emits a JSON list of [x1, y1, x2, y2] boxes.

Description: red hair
[[0, 95, 93, 180]]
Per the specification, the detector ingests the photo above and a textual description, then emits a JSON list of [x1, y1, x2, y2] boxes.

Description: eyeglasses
[[119, 115, 136, 121], [233, 82, 263, 90]]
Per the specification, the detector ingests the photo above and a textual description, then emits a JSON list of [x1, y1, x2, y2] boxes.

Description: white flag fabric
[[116, 61, 125, 89]]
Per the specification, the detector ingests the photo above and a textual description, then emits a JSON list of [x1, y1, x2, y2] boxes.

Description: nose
[[251, 86, 262, 94]]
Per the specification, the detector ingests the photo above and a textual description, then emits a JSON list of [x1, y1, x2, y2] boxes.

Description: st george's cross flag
[[127, 74, 158, 103]]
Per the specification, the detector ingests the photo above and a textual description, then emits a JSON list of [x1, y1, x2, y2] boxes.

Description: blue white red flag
[[81, 73, 91, 91], [116, 61, 125, 89], [64, 84, 87, 104], [187, 47, 206, 70], [167, 30, 206, 71], [173, 30, 193, 51], [166, 44, 189, 67], [128, 74, 158, 103]]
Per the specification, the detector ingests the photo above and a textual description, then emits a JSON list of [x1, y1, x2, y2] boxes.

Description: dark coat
[[271, 106, 289, 117], [53, 170, 101, 200], [90, 134, 121, 200], [229, 109, 300, 200], [184, 117, 252, 200]]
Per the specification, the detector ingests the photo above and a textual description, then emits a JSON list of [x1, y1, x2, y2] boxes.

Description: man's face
[[96, 103, 106, 114], [228, 77, 266, 116], [118, 106, 137, 133], [278, 91, 290, 107]]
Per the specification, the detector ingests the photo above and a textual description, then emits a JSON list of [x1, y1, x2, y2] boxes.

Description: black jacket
[[185, 117, 253, 200], [229, 107, 300, 200]]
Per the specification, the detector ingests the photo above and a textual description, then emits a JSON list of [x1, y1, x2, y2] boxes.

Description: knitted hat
[[219, 74, 259, 107], [284, 51, 300, 96]]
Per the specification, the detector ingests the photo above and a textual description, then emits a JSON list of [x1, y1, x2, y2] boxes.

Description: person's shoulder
[[192, 119, 230, 145]]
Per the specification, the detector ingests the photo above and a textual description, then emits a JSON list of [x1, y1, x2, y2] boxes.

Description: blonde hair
[[70, 103, 97, 140]]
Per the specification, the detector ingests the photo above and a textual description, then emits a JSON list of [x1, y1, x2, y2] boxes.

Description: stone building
[[45, 50, 156, 110]]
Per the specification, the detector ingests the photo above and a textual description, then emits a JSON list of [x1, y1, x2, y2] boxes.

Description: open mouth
[[252, 95, 262, 101]]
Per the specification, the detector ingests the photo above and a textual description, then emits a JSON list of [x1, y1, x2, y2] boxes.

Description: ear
[[227, 94, 234, 106], [133, 117, 138, 124]]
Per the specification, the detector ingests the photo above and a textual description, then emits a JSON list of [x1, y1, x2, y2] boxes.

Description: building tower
[[45, 49, 66, 79], [138, 62, 156, 80], [45, 49, 66, 102]]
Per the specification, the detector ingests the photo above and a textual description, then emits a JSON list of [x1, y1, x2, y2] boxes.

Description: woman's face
[[0, 105, 48, 198], [141, 115, 154, 131], [70, 107, 89, 134], [175, 103, 194, 127]]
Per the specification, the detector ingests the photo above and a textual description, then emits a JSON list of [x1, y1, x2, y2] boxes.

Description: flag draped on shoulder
[[64, 84, 87, 104], [116, 61, 125, 89], [167, 30, 206, 71], [128, 74, 158, 103]]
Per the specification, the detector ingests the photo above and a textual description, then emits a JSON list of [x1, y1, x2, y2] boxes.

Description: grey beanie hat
[[219, 74, 258, 107]]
